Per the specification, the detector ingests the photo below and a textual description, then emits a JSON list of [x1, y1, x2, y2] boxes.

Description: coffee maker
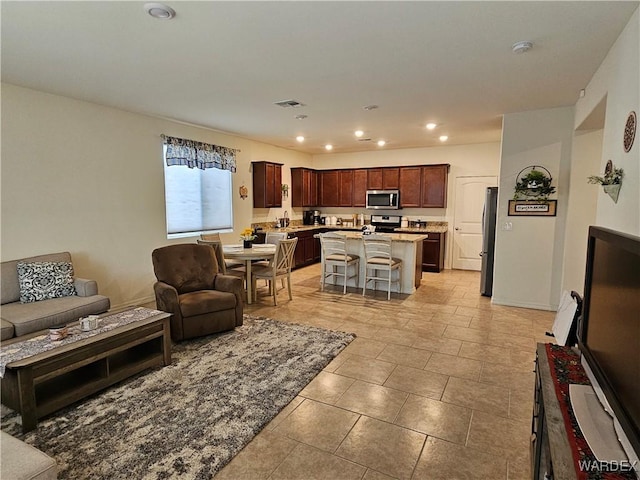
[[303, 210, 314, 225], [312, 210, 321, 225]]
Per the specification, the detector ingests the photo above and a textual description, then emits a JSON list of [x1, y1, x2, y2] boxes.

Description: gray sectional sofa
[[1, 252, 110, 340]]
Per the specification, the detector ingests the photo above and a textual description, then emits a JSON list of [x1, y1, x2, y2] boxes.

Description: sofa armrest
[[74, 277, 98, 297], [214, 274, 244, 325], [153, 281, 179, 314], [214, 274, 243, 298], [154, 281, 183, 340]]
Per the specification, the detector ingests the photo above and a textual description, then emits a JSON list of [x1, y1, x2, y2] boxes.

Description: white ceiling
[[2, 1, 638, 154]]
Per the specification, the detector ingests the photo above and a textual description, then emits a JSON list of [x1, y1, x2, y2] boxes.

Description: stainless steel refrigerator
[[480, 187, 498, 296]]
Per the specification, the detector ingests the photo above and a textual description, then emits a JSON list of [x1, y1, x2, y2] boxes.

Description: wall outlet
[[502, 221, 513, 231]]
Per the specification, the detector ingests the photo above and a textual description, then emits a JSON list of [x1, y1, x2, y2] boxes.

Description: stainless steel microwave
[[366, 190, 400, 209]]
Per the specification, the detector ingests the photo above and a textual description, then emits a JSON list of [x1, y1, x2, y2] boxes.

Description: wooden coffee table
[[1, 308, 171, 432]]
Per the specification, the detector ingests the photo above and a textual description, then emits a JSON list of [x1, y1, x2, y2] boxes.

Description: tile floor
[[215, 265, 555, 480]]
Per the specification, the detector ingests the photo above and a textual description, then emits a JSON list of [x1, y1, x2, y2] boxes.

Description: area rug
[[1, 315, 355, 479]]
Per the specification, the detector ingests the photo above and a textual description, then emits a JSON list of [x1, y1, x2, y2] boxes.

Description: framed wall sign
[[508, 200, 557, 216]]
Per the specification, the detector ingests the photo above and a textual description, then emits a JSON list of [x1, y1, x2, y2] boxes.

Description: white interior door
[[452, 176, 498, 270]]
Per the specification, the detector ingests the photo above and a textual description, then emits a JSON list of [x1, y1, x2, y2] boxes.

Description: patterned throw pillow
[[17, 261, 77, 303]]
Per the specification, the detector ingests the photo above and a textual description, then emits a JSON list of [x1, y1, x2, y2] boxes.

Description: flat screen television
[[577, 225, 640, 471]]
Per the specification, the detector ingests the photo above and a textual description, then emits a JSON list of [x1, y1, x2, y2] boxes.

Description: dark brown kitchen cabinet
[[367, 167, 398, 190], [252, 161, 282, 208], [338, 169, 354, 207], [421, 164, 449, 208], [367, 168, 383, 190], [399, 166, 422, 207], [422, 232, 446, 273], [291, 168, 318, 207], [292, 230, 321, 269], [320, 170, 340, 207], [382, 167, 400, 190], [353, 169, 368, 207]]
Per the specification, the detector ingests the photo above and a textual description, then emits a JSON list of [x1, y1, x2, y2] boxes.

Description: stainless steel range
[[370, 214, 401, 233]]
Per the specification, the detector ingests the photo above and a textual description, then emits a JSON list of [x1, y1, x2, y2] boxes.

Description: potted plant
[[588, 160, 624, 203], [513, 166, 556, 200], [240, 228, 256, 248]]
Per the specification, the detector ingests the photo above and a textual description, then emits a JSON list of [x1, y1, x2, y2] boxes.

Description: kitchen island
[[316, 232, 427, 295]]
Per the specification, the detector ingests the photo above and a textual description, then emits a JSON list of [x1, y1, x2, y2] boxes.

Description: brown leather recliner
[[151, 243, 244, 341]]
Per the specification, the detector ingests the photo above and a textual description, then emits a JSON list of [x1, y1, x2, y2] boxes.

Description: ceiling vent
[[512, 41, 533, 54], [357, 138, 372, 142], [274, 100, 306, 108]]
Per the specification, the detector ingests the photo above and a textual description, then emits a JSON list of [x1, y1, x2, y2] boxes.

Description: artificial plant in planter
[[513, 166, 556, 200], [588, 160, 624, 203]]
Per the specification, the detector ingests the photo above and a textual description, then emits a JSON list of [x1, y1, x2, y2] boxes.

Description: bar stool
[[319, 232, 359, 294], [362, 234, 402, 300]]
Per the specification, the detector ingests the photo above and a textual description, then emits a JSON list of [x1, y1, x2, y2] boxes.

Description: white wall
[[561, 130, 602, 294], [493, 106, 575, 311], [1, 83, 312, 307], [311, 143, 501, 268], [574, 8, 640, 235]]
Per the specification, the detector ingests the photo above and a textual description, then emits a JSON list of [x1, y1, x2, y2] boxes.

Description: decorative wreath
[[623, 111, 636, 153], [513, 165, 556, 200]]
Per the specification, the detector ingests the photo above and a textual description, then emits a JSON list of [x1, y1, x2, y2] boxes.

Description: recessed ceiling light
[[363, 105, 379, 111], [426, 123, 437, 130], [377, 140, 386, 147], [294, 114, 308, 120], [325, 144, 333, 151], [144, 3, 175, 19], [354, 130, 364, 138], [512, 41, 533, 54], [439, 135, 449, 142], [296, 136, 305, 143]]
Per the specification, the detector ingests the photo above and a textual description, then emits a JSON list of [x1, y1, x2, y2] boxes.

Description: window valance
[[162, 134, 238, 172]]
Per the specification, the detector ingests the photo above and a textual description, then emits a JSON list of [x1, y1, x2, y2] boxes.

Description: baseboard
[[491, 297, 556, 311], [111, 295, 156, 311]]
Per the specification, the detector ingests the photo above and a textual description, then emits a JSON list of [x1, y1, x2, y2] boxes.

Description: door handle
[[479, 252, 484, 257], [455, 227, 460, 231]]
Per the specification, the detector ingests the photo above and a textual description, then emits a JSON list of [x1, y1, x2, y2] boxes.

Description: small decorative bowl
[[49, 326, 69, 341]]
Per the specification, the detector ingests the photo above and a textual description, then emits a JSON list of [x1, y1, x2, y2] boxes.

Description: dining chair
[[319, 232, 359, 294], [255, 231, 289, 287], [197, 239, 246, 281], [265, 231, 288, 244], [251, 237, 298, 306], [200, 233, 244, 271], [362, 234, 402, 300]]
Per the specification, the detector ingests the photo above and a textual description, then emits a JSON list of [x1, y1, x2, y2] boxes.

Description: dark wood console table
[[532, 343, 577, 479], [532, 344, 636, 480]]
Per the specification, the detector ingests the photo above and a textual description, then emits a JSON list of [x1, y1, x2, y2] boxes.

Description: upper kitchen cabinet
[[382, 167, 400, 190], [399, 166, 422, 207], [367, 168, 383, 190], [421, 164, 450, 208], [353, 169, 368, 207], [367, 167, 399, 190], [252, 161, 282, 208], [338, 169, 354, 207], [291, 167, 318, 207], [319, 170, 340, 207]]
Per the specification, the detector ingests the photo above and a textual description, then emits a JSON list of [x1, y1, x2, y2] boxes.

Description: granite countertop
[[341, 232, 428, 242], [311, 231, 428, 243], [395, 225, 448, 234], [258, 225, 361, 234], [257, 223, 448, 234]]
